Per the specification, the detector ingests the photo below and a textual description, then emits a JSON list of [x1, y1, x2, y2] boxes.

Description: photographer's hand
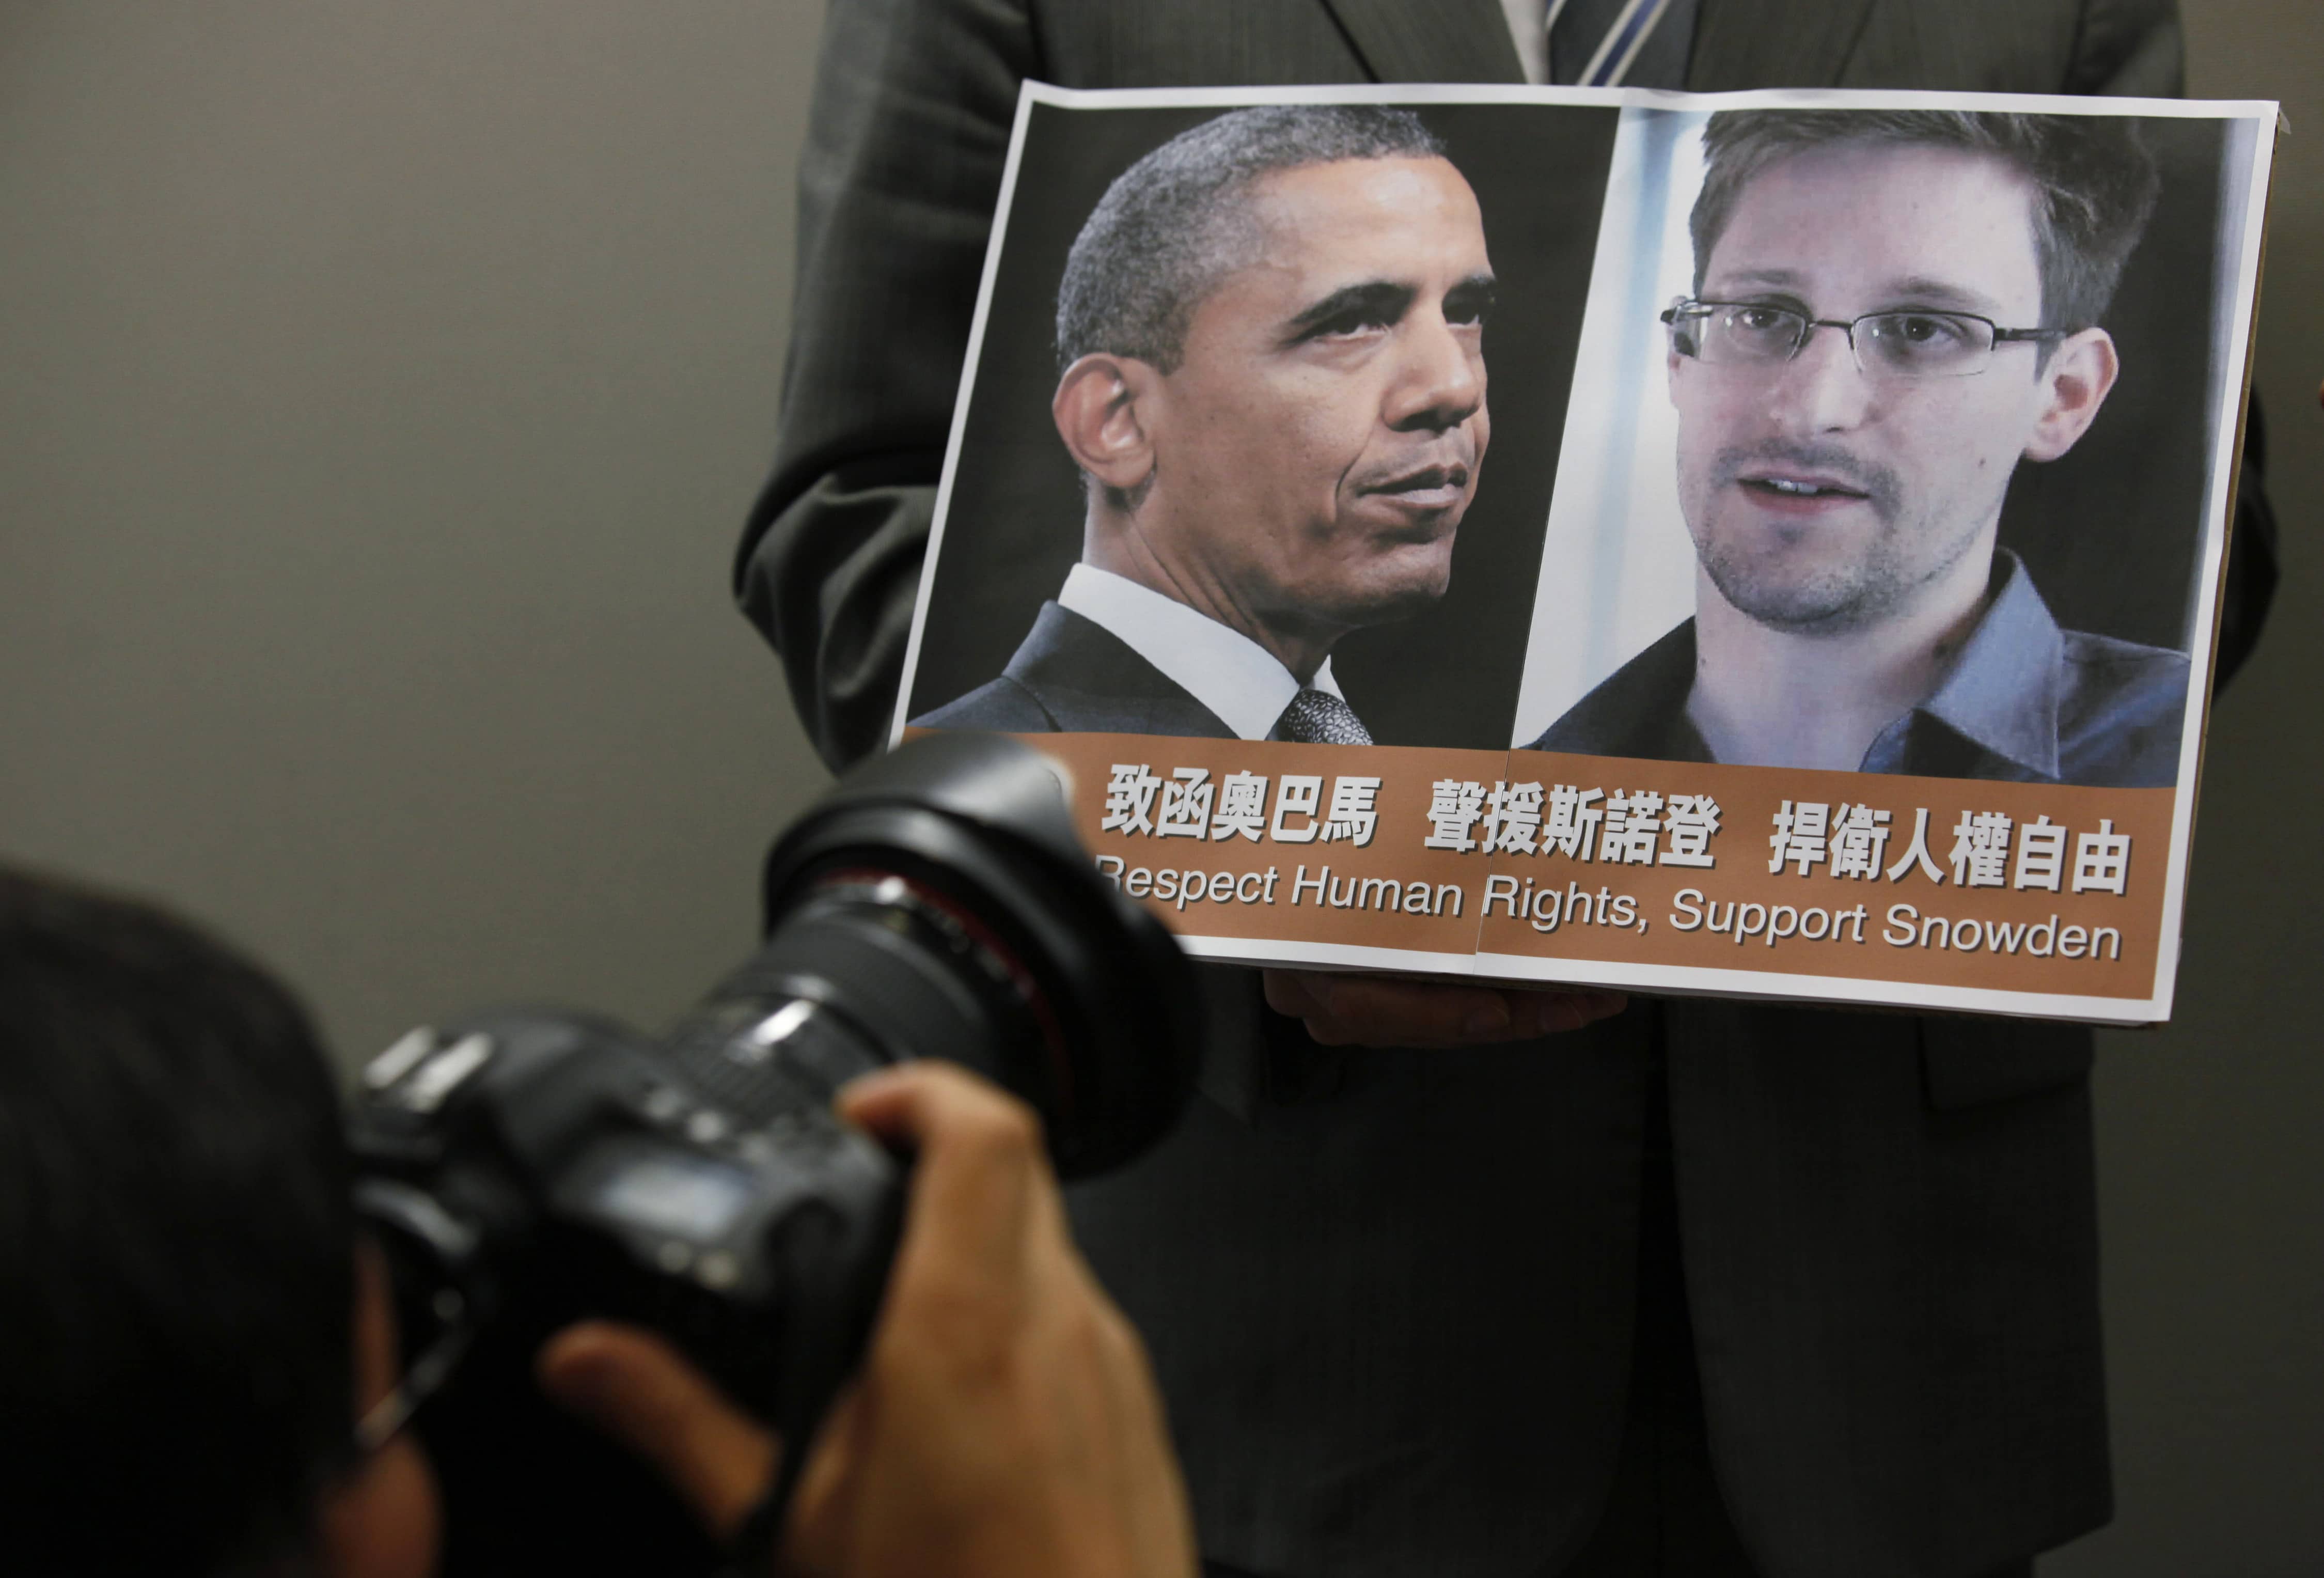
[[1264, 969, 1627, 1048], [538, 1060, 1197, 1578]]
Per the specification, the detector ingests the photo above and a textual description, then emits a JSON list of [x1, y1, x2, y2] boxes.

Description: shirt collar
[[1905, 550, 2066, 778], [1057, 564, 1341, 741]]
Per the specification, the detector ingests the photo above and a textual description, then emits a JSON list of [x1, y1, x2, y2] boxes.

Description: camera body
[[349, 734, 1199, 1575]]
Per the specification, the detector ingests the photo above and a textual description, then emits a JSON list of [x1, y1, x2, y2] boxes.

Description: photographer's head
[[0, 857, 1197, 1578], [0, 866, 436, 1578], [1667, 110, 2158, 635], [1052, 106, 1494, 680]]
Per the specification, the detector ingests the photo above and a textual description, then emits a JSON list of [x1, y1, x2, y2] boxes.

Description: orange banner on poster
[[968, 731, 2178, 1021]]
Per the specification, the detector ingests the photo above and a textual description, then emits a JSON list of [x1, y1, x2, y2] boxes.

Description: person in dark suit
[[1532, 108, 2191, 789], [915, 107, 1496, 747], [740, 5, 2276, 1576]]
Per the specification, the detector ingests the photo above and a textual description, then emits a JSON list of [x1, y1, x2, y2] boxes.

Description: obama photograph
[[901, 98, 1616, 750]]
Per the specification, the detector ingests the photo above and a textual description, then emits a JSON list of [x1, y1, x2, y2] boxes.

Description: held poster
[[893, 84, 2279, 1025]]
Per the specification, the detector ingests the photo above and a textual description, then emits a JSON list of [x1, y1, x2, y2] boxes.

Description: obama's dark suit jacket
[[740, 5, 2273, 1576], [914, 601, 1239, 737]]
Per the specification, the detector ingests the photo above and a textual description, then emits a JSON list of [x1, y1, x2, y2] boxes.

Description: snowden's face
[[1671, 142, 2067, 632], [1143, 156, 1493, 637]]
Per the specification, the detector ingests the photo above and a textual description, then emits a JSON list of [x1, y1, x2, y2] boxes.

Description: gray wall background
[[0, 2, 2314, 1570]]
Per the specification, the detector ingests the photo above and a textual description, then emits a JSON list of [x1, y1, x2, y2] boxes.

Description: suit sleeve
[[2064, 0, 2183, 97], [736, 0, 1040, 769], [2065, 0, 2278, 690]]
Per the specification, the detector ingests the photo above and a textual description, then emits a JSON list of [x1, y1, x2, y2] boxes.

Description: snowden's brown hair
[[1690, 110, 2161, 334]]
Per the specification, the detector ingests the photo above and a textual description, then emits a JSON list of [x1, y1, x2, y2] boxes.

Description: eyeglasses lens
[[1683, 305, 1997, 380]]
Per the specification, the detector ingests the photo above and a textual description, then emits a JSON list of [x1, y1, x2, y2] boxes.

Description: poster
[[896, 83, 2278, 1024]]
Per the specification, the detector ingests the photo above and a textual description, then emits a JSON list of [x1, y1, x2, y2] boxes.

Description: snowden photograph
[[1511, 105, 2266, 788]]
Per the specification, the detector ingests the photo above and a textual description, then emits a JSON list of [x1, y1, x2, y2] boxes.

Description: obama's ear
[[1053, 353, 1159, 502], [2021, 327, 2120, 463]]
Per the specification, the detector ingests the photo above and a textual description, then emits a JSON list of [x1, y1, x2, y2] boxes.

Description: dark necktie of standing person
[[1547, 0, 1696, 88], [1273, 688, 1373, 746]]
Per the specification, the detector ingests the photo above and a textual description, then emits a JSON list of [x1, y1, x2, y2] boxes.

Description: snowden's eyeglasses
[[1660, 297, 2067, 380]]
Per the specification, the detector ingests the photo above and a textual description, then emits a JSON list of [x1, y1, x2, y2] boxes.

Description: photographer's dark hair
[[0, 866, 354, 1576], [1055, 105, 1448, 372], [1691, 110, 2161, 333]]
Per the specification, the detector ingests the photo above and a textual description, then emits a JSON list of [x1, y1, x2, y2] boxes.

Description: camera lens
[[752, 733, 1199, 1176], [662, 865, 1060, 1130]]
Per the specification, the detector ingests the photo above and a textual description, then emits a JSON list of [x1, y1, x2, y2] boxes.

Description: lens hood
[[759, 732, 1199, 1177]]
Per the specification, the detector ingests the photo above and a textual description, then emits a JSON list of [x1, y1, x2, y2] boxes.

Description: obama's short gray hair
[[1055, 106, 1447, 373]]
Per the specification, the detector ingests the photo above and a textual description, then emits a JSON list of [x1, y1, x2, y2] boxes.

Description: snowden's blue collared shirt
[[1531, 553, 2190, 788]]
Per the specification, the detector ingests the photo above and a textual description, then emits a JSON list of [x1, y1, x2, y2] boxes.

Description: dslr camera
[[348, 734, 1198, 1576]]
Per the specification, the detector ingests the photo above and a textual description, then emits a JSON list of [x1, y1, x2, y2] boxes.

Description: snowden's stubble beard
[[1683, 438, 2008, 635]]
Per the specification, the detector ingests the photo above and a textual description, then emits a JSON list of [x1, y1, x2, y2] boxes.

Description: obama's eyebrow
[[1444, 273, 1498, 323], [1280, 272, 1498, 345], [1282, 281, 1415, 344]]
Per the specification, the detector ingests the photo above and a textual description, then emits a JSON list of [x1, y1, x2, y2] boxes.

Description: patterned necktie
[[1548, 0, 1695, 88], [1273, 688, 1374, 746]]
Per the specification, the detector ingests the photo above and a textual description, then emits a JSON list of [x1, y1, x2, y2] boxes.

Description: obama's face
[[1135, 155, 1494, 642], [1669, 139, 2116, 633]]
